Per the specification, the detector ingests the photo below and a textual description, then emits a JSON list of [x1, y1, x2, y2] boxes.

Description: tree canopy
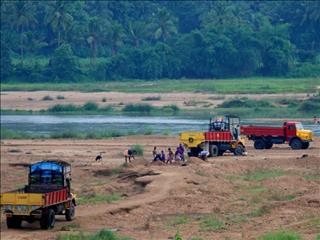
[[1, 0, 319, 82]]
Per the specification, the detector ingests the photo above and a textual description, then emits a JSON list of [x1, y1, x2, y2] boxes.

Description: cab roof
[[30, 160, 70, 168]]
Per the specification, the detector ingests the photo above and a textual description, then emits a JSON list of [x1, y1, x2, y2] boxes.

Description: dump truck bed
[[240, 125, 284, 137], [1, 188, 68, 215], [205, 131, 233, 142]]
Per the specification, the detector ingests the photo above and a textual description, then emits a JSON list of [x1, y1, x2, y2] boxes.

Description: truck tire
[[209, 144, 219, 157], [40, 209, 55, 229], [7, 216, 22, 229], [265, 141, 273, 149], [301, 142, 310, 149], [254, 139, 265, 149], [65, 203, 75, 221], [290, 138, 302, 150], [234, 145, 244, 156]]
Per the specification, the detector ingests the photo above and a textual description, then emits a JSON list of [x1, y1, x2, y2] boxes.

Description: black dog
[[95, 153, 103, 161]]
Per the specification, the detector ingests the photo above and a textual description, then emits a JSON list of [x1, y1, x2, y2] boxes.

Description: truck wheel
[[234, 145, 244, 156], [301, 142, 310, 149], [291, 138, 302, 150], [209, 145, 219, 157], [7, 216, 22, 229], [65, 203, 75, 221], [265, 141, 273, 149], [40, 209, 55, 229], [254, 140, 265, 149]]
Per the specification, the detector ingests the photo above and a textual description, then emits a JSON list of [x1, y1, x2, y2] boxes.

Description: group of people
[[152, 144, 185, 164]]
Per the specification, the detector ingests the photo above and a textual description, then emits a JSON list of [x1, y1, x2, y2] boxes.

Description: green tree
[[46, 0, 73, 47], [87, 17, 109, 64], [149, 8, 177, 41], [107, 22, 125, 55], [126, 21, 147, 47], [0, 39, 12, 80], [48, 43, 78, 81], [10, 1, 37, 65]]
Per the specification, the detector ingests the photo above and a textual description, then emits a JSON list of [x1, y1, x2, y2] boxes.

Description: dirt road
[[1, 136, 319, 240]]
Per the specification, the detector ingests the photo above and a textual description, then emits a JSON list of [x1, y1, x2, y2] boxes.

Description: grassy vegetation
[[42, 95, 54, 101], [298, 95, 320, 113], [141, 96, 161, 101], [303, 174, 320, 181], [269, 193, 295, 201], [172, 215, 190, 226], [60, 223, 80, 231], [2, 78, 318, 94], [257, 230, 302, 240], [1, 99, 319, 118], [241, 169, 285, 181], [57, 228, 131, 240], [250, 205, 272, 217], [200, 214, 225, 232], [0, 129, 149, 140], [218, 98, 273, 108], [77, 193, 123, 205], [122, 104, 179, 114], [56, 95, 65, 100]]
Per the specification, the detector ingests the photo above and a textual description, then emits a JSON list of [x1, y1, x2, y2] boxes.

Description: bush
[[48, 104, 80, 112], [131, 144, 144, 156], [298, 96, 320, 112], [56, 95, 65, 100], [83, 102, 98, 111], [289, 63, 320, 77], [218, 98, 273, 108], [51, 131, 83, 139], [142, 96, 161, 101], [122, 104, 154, 113], [277, 98, 300, 107], [102, 97, 107, 102], [48, 43, 79, 81], [162, 105, 180, 113], [258, 230, 302, 240], [42, 95, 54, 101]]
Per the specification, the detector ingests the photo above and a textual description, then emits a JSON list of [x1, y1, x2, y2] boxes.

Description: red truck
[[240, 121, 313, 150]]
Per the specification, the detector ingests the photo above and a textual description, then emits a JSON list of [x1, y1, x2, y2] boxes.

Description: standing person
[[177, 144, 185, 161], [152, 146, 161, 161], [175, 147, 180, 161], [166, 147, 174, 164], [160, 150, 166, 162]]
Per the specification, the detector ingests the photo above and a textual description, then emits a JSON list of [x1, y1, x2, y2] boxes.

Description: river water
[[1, 115, 319, 137]]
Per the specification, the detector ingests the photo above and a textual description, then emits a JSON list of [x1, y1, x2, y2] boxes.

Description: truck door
[[285, 123, 296, 141]]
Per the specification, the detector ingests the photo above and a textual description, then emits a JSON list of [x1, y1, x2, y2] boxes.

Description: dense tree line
[[1, 0, 320, 82]]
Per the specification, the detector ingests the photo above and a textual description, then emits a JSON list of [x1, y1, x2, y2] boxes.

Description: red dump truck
[[240, 121, 313, 150]]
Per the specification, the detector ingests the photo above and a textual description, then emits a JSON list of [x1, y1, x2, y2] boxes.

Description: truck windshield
[[295, 123, 304, 130]]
